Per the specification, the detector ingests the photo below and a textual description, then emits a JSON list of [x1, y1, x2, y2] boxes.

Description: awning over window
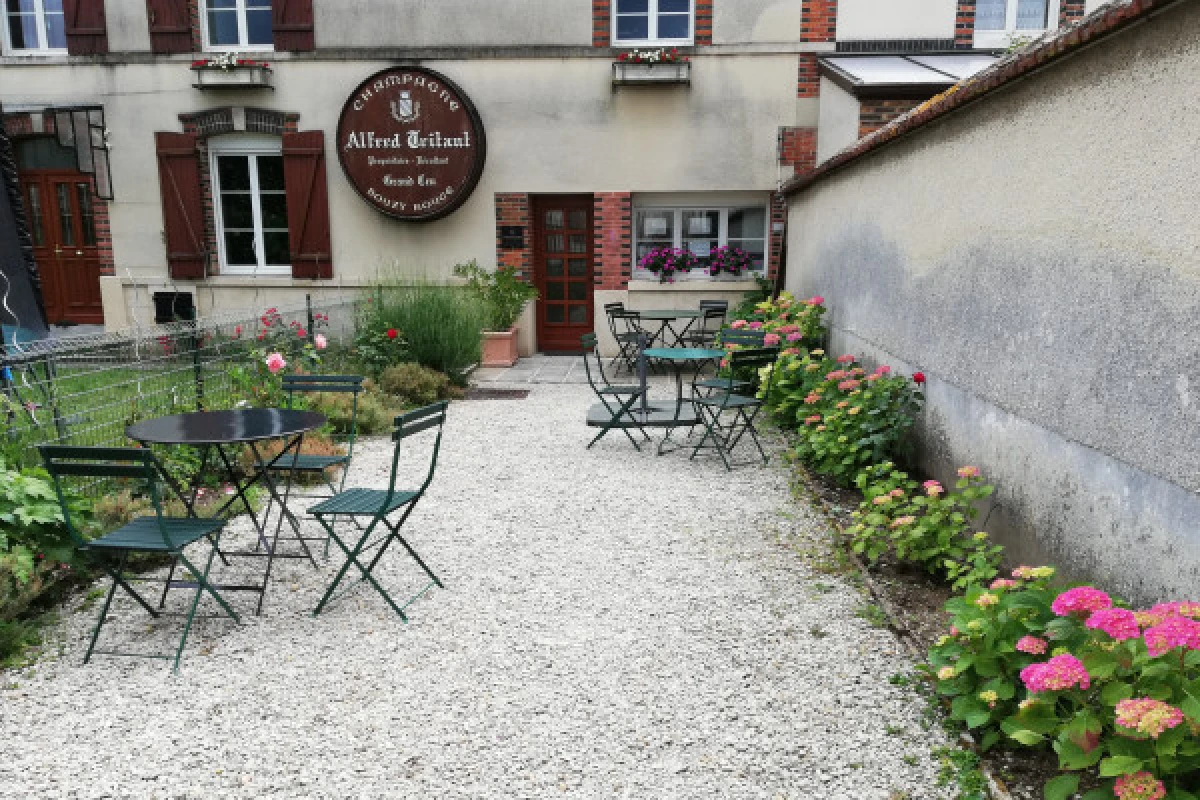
[[819, 54, 998, 95]]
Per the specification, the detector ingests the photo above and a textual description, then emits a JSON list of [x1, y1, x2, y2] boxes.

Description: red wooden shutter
[[282, 131, 333, 280], [146, 0, 193, 54], [64, 0, 108, 55], [272, 0, 315, 51], [154, 132, 207, 280]]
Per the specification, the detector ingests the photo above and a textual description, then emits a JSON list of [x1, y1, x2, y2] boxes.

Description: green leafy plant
[[352, 323, 409, 378], [847, 463, 1002, 589], [453, 260, 539, 331], [228, 306, 324, 407], [362, 278, 485, 381], [379, 363, 452, 406], [791, 358, 924, 486]]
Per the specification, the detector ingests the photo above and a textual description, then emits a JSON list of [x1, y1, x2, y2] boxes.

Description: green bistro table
[[642, 346, 725, 454], [637, 309, 703, 348]]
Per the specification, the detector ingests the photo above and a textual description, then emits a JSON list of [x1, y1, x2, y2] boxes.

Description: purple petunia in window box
[[639, 246, 699, 283], [706, 245, 754, 277]]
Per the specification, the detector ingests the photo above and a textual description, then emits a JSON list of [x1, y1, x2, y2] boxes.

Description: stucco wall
[[836, 0, 957, 41], [815, 76, 859, 164], [783, 1, 1200, 603], [713, 1, 804, 45], [315, 0, 591, 48]]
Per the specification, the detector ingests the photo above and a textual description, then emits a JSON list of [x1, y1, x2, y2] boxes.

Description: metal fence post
[[188, 306, 205, 411], [306, 293, 316, 345]]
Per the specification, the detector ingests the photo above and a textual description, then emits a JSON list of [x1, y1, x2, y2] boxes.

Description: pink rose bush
[[265, 352, 286, 374]]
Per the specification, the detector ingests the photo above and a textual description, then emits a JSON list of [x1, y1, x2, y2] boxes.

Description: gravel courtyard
[[0, 381, 950, 799]]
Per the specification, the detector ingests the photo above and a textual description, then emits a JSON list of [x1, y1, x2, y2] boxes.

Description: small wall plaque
[[500, 226, 525, 249]]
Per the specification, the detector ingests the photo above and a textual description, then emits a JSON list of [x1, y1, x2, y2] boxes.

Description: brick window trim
[[2, 112, 115, 277], [801, 0, 837, 44], [593, 192, 632, 291], [957, 1, 1082, 48], [593, 0, 714, 48], [495, 192, 532, 277], [179, 107, 299, 277]]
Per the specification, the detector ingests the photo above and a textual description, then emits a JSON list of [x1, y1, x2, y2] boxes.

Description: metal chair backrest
[[580, 332, 611, 390], [728, 346, 782, 402], [39, 446, 169, 548], [603, 303, 625, 340], [699, 299, 728, 313], [611, 309, 644, 338], [717, 328, 766, 348], [283, 374, 365, 458], [695, 307, 727, 335], [387, 401, 448, 500]]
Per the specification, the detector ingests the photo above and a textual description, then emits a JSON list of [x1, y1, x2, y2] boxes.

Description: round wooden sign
[[336, 66, 486, 222]]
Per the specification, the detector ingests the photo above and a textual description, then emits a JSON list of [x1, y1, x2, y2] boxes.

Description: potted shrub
[[453, 261, 539, 368]]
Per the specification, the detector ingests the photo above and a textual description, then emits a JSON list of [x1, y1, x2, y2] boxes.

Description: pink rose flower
[[265, 352, 287, 374], [314, 334, 328, 350]]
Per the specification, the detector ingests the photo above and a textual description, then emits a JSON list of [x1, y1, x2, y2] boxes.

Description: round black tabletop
[[126, 409, 326, 446]]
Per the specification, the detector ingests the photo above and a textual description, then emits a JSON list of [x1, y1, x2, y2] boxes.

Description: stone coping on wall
[[780, 0, 1184, 198]]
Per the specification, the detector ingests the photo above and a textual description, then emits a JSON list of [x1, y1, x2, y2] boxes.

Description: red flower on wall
[[913, 371, 926, 384]]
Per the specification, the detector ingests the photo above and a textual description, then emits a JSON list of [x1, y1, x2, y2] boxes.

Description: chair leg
[[690, 405, 733, 471], [171, 537, 237, 672], [82, 554, 124, 665], [590, 393, 645, 451], [313, 515, 390, 616]]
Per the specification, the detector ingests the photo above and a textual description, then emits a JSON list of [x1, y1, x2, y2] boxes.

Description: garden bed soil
[[797, 468, 1070, 800]]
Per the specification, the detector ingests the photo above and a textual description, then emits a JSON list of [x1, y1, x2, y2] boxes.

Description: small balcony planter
[[612, 48, 690, 86], [191, 55, 274, 90]]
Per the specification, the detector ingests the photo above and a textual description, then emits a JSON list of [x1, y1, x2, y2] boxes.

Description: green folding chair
[[309, 401, 448, 618], [693, 327, 767, 397], [39, 446, 240, 671], [581, 332, 651, 451], [690, 346, 781, 470], [257, 374, 366, 556]]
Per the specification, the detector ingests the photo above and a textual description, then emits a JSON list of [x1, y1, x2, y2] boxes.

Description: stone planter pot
[[481, 326, 519, 368], [191, 65, 274, 90], [612, 61, 690, 86]]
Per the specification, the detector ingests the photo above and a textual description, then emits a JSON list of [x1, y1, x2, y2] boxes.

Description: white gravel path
[[0, 382, 950, 799]]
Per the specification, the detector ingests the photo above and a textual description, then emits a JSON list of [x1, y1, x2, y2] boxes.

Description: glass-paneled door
[[533, 196, 594, 352], [19, 171, 104, 324]]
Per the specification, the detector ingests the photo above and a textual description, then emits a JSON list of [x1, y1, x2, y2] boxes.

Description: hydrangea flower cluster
[[1114, 698, 1185, 739], [1015, 635, 1047, 654], [1113, 771, 1167, 800], [1019, 653, 1090, 693], [1050, 586, 1113, 617], [1085, 607, 1141, 641], [1143, 614, 1200, 657], [989, 578, 1017, 590]]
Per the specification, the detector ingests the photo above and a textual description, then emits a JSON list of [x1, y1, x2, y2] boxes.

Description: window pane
[[975, 0, 1006, 30], [546, 283, 564, 301], [25, 185, 43, 246], [568, 234, 587, 254], [568, 282, 587, 301], [6, 1, 37, 12], [217, 155, 251, 190], [616, 0, 648, 11], [207, 0, 237, 8], [568, 306, 587, 324], [76, 184, 96, 246], [56, 183, 75, 247], [659, 0, 688, 10], [246, 0, 271, 6], [43, 0, 62, 8], [263, 232, 291, 266], [616, 16, 649, 40], [259, 193, 288, 229], [8, 14, 36, 49], [546, 305, 564, 324], [636, 210, 673, 240], [207, 9, 240, 45], [728, 239, 766, 270], [224, 231, 255, 266], [567, 210, 588, 230], [546, 258, 564, 277], [545, 210, 563, 229], [257, 155, 285, 190], [44, 11, 65, 49], [682, 210, 718, 237], [657, 14, 689, 39], [1016, 0, 1049, 29], [568, 259, 588, 277], [220, 193, 253, 229], [727, 207, 766, 239], [246, 8, 273, 45], [546, 233, 564, 253]]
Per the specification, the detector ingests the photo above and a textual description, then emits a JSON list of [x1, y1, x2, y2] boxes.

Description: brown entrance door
[[532, 195, 594, 352], [19, 172, 104, 325]]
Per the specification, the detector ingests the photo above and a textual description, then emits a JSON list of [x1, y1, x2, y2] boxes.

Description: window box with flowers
[[191, 54, 274, 90], [612, 48, 691, 86]]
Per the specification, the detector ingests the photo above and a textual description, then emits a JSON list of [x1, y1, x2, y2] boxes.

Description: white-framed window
[[2, 0, 67, 54], [614, 0, 693, 45], [633, 204, 767, 279], [202, 0, 273, 51], [974, 0, 1060, 48], [209, 136, 290, 275]]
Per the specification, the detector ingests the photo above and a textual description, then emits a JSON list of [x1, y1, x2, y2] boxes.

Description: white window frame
[[613, 0, 694, 46], [1, 0, 68, 55], [200, 0, 274, 52], [209, 135, 290, 276], [632, 204, 768, 281], [973, 0, 1061, 49]]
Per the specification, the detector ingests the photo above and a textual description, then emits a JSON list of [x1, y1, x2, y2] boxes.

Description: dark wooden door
[[532, 195, 594, 352], [19, 172, 104, 325]]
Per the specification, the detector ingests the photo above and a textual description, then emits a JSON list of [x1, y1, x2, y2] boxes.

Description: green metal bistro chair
[[606, 306, 643, 374], [257, 374, 366, 555], [309, 401, 448, 619], [693, 327, 767, 397], [690, 346, 781, 470], [581, 332, 651, 451], [680, 305, 728, 348], [39, 446, 239, 671]]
